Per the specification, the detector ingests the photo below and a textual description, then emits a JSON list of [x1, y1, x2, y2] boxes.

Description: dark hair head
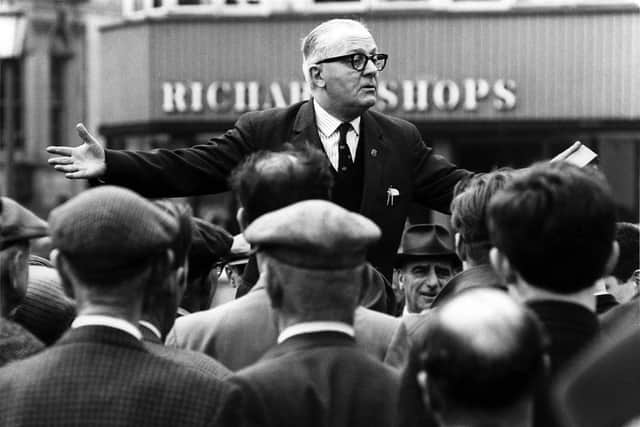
[[488, 162, 617, 293], [418, 288, 547, 410], [612, 222, 640, 282], [229, 145, 333, 224], [450, 169, 514, 264]]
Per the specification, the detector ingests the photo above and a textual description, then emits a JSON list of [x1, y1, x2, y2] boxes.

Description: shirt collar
[[71, 314, 143, 340], [277, 321, 355, 344], [313, 99, 360, 137], [138, 320, 162, 340]]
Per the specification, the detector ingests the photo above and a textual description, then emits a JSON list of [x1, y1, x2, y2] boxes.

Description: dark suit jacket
[[139, 322, 232, 379], [0, 325, 240, 426], [527, 300, 600, 427], [166, 281, 400, 371], [230, 331, 400, 427], [0, 318, 44, 368], [554, 327, 640, 427], [103, 100, 470, 281]]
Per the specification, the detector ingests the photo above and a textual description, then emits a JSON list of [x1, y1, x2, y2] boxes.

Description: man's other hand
[[47, 123, 107, 179]]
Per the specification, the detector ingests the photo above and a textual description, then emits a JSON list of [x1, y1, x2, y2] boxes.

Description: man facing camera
[[395, 224, 460, 315], [0, 187, 239, 427], [230, 200, 399, 427]]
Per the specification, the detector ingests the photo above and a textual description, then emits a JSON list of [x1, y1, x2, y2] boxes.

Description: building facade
[[0, 0, 120, 215]]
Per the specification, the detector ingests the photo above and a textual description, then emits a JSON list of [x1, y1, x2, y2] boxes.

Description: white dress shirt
[[277, 321, 355, 344], [71, 314, 143, 340], [314, 99, 360, 171], [138, 320, 162, 340]]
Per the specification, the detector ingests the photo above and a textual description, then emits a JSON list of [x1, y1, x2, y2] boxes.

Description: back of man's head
[[229, 146, 333, 225], [49, 186, 178, 305], [488, 162, 617, 294], [612, 222, 639, 283], [418, 288, 546, 422], [244, 200, 380, 324], [450, 169, 513, 265]]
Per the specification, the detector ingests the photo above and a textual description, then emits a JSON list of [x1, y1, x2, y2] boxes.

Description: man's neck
[[312, 95, 364, 123]]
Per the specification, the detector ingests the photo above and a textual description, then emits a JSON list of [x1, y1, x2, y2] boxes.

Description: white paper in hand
[[564, 143, 597, 167]]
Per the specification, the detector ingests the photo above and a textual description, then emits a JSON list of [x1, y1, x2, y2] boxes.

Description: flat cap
[[244, 200, 380, 269], [48, 186, 178, 275], [189, 218, 233, 278], [1, 198, 48, 249]]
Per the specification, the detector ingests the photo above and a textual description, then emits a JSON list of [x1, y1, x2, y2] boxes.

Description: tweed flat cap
[[48, 186, 178, 275], [1, 197, 48, 249], [244, 200, 380, 269]]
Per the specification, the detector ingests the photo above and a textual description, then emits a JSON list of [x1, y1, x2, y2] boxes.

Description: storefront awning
[[0, 14, 26, 59]]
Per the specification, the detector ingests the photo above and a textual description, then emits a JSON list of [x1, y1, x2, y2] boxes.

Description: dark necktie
[[338, 122, 353, 173]]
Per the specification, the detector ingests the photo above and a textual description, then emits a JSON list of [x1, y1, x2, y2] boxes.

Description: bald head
[[419, 288, 546, 410]]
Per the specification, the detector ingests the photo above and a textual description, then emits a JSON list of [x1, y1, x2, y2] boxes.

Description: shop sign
[[161, 78, 516, 114]]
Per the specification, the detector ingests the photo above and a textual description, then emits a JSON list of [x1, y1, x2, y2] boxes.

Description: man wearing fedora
[[395, 224, 461, 316]]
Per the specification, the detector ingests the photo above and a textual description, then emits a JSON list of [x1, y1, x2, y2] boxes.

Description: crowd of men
[[0, 16, 637, 427]]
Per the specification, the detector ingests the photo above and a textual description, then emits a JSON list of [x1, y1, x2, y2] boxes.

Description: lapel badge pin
[[370, 149, 378, 157], [386, 186, 399, 207]]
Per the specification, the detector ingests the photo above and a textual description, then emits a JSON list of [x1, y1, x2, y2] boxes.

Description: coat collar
[[261, 330, 355, 362], [290, 100, 388, 216], [57, 325, 147, 352]]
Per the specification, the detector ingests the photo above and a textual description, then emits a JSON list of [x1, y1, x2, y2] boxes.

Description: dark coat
[[554, 327, 640, 427], [0, 325, 240, 426], [139, 322, 232, 379], [230, 331, 400, 427], [166, 281, 400, 371], [0, 318, 44, 367], [103, 100, 470, 282]]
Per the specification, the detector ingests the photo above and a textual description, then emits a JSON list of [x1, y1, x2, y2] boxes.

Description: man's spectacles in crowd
[[315, 53, 389, 72]]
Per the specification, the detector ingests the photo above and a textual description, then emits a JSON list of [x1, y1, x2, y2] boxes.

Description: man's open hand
[[47, 123, 107, 179]]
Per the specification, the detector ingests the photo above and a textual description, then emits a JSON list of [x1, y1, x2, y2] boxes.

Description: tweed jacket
[[139, 322, 231, 379], [0, 318, 44, 368], [230, 331, 400, 427], [0, 325, 240, 426], [166, 280, 400, 371], [103, 100, 470, 281]]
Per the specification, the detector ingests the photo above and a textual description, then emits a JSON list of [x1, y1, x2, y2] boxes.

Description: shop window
[[0, 58, 24, 150], [50, 55, 67, 148]]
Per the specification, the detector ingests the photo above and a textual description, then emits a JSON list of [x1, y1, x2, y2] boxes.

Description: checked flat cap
[[48, 186, 178, 275], [244, 199, 380, 269]]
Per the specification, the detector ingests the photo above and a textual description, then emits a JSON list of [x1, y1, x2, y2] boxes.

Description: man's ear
[[490, 247, 517, 284], [308, 65, 326, 89], [454, 233, 466, 262], [51, 249, 75, 298], [263, 265, 283, 309], [396, 269, 406, 291], [602, 241, 620, 277], [237, 207, 248, 231]]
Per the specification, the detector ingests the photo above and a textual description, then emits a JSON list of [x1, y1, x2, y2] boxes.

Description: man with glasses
[[47, 18, 473, 308]]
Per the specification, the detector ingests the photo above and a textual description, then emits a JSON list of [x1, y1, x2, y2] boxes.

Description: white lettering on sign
[[161, 78, 516, 114]]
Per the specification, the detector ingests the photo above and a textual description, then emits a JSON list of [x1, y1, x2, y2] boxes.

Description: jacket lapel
[[290, 100, 324, 152], [359, 111, 387, 217]]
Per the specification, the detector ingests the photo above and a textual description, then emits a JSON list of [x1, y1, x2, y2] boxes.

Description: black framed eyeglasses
[[315, 53, 388, 72]]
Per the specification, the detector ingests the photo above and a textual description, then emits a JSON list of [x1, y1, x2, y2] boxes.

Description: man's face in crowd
[[317, 28, 380, 118], [398, 258, 455, 313]]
